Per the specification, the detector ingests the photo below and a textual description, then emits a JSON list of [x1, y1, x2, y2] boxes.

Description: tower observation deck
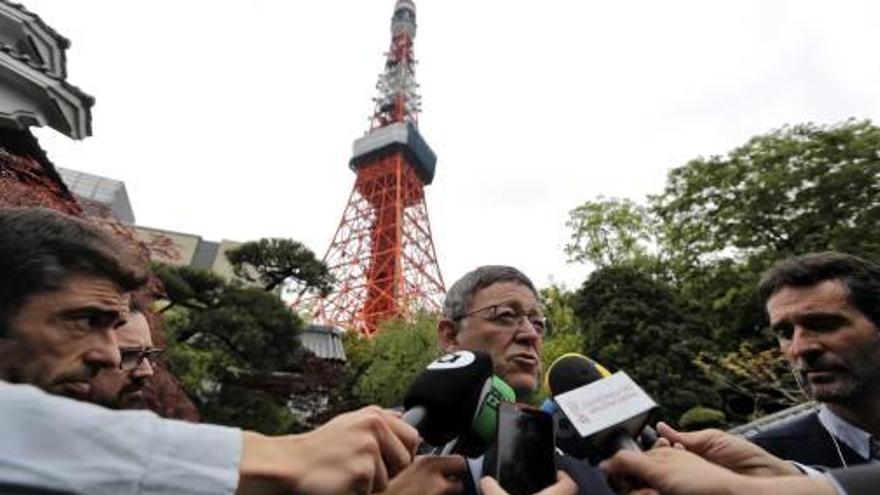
[[298, 0, 445, 336]]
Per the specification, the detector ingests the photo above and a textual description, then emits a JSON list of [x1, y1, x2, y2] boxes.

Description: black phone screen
[[494, 402, 557, 495]]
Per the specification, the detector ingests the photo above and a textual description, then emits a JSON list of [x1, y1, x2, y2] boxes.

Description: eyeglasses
[[119, 346, 164, 371], [453, 304, 547, 335]]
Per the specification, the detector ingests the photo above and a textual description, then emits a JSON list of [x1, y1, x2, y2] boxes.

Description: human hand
[[602, 447, 839, 495], [383, 455, 466, 495], [480, 471, 577, 495], [653, 422, 800, 477], [600, 447, 754, 495], [238, 406, 420, 495]]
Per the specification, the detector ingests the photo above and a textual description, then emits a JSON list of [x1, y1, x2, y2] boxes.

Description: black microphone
[[544, 353, 656, 464], [402, 350, 498, 446]]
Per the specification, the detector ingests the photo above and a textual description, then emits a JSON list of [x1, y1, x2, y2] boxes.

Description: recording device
[[403, 350, 513, 447], [493, 402, 557, 495], [440, 374, 517, 456], [545, 353, 657, 463]]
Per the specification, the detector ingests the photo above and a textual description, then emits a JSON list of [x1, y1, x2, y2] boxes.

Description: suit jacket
[[461, 448, 615, 495], [748, 411, 868, 469], [828, 463, 880, 495]]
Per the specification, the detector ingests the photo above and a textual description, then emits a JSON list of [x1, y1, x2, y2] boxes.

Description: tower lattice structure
[[299, 0, 445, 337]]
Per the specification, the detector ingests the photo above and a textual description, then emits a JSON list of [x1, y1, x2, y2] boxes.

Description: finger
[[441, 477, 464, 495], [673, 442, 685, 450], [537, 471, 576, 495], [381, 409, 422, 456], [657, 422, 720, 454], [655, 422, 683, 444], [433, 455, 468, 477], [600, 450, 649, 479], [629, 489, 660, 495], [652, 437, 671, 449], [372, 449, 389, 494], [372, 414, 416, 478], [479, 476, 505, 495]]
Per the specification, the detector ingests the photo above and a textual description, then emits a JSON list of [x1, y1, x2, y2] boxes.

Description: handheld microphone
[[545, 353, 657, 463], [440, 374, 516, 456], [403, 350, 507, 446]]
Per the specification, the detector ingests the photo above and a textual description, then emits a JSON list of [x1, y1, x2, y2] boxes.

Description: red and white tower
[[301, 0, 444, 337]]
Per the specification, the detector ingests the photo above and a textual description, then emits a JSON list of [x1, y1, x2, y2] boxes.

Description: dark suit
[[829, 464, 880, 495], [461, 449, 615, 495], [748, 410, 869, 469]]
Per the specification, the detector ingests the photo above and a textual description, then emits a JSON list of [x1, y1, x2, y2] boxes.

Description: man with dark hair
[[749, 252, 880, 468], [437, 265, 613, 495], [0, 207, 148, 398], [0, 208, 422, 495]]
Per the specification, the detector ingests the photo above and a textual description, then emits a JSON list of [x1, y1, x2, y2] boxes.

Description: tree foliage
[[156, 245, 331, 434], [226, 237, 334, 295], [572, 266, 721, 424], [564, 119, 880, 424], [539, 284, 579, 337], [654, 120, 880, 269], [693, 343, 807, 423], [565, 196, 657, 269], [345, 313, 441, 408]]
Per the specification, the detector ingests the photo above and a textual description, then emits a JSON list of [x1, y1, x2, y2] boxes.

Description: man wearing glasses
[[437, 265, 614, 495], [89, 301, 163, 409], [438, 265, 546, 399]]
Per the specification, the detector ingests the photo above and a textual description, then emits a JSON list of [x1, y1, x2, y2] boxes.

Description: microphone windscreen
[[546, 353, 612, 396], [470, 375, 516, 445], [403, 350, 494, 445]]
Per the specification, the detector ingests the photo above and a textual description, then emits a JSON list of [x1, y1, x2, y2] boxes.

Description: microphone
[[440, 374, 517, 457], [403, 350, 513, 447], [545, 353, 657, 463]]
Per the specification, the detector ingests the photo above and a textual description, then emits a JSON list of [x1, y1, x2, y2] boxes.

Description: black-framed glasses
[[453, 304, 547, 335], [119, 346, 164, 371]]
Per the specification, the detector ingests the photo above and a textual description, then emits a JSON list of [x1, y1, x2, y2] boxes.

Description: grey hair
[[442, 265, 538, 322]]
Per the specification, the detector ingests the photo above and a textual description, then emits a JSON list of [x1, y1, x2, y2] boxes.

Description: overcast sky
[[25, 0, 880, 290]]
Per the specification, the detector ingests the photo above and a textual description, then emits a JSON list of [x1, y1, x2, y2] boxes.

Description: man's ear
[[437, 319, 460, 353]]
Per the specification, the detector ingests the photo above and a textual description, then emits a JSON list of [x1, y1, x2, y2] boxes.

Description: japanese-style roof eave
[[0, 43, 92, 139], [0, 0, 69, 78]]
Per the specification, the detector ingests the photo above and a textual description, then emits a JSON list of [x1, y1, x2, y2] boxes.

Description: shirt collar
[[818, 404, 874, 460]]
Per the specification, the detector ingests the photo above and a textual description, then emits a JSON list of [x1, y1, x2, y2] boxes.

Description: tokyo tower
[[299, 0, 445, 336]]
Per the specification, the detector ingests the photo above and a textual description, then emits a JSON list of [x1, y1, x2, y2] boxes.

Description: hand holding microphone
[[544, 353, 656, 463]]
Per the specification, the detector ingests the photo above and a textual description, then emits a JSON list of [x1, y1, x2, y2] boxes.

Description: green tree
[[539, 284, 579, 336], [226, 238, 334, 295], [157, 236, 336, 433], [563, 119, 880, 426], [348, 313, 441, 407], [654, 120, 880, 268], [565, 196, 657, 269], [572, 266, 721, 424], [693, 343, 808, 423], [652, 119, 880, 341], [153, 263, 226, 313]]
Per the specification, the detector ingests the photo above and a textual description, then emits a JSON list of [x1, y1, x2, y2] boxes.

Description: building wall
[[131, 225, 201, 266], [212, 240, 242, 280]]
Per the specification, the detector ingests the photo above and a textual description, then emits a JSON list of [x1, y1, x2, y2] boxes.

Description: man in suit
[[437, 265, 615, 495], [748, 252, 880, 468]]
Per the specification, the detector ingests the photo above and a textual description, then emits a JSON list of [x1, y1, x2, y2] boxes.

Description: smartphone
[[493, 402, 557, 495]]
